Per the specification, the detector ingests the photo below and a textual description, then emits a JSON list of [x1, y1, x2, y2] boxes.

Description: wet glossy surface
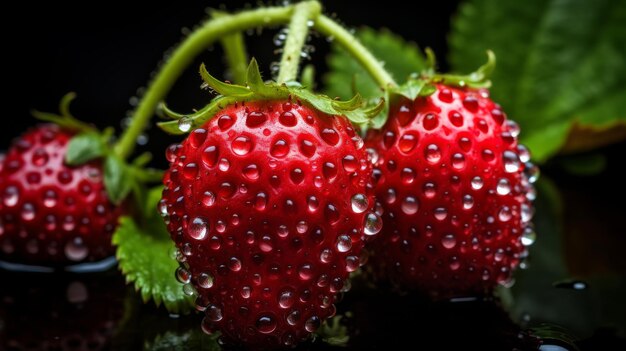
[[1, 161, 626, 350]]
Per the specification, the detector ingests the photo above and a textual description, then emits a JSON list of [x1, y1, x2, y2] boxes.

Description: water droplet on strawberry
[[188, 217, 208, 240], [439, 88, 453, 102], [441, 234, 457, 249], [307, 195, 319, 212], [463, 96, 479, 111], [305, 316, 320, 332], [383, 131, 396, 148], [278, 289, 295, 308], [232, 136, 253, 156], [198, 272, 214, 288], [279, 111, 297, 126], [506, 120, 520, 137], [385, 188, 397, 204], [20, 203, 35, 221], [320, 128, 339, 145], [496, 178, 511, 195], [243, 164, 260, 180], [434, 207, 448, 221], [183, 163, 198, 179], [246, 111, 267, 128], [364, 212, 382, 236], [336, 235, 352, 252], [32, 149, 49, 166], [522, 227, 536, 246], [322, 162, 337, 181], [176, 266, 191, 283], [287, 310, 300, 325], [451, 153, 465, 169], [482, 149, 495, 162], [255, 192, 267, 211], [201, 146, 218, 168], [342, 155, 358, 172], [425, 144, 441, 163], [189, 129, 207, 148], [401, 167, 415, 184], [498, 206, 512, 222], [217, 115, 235, 130], [350, 193, 368, 213], [65, 237, 88, 261], [423, 113, 439, 130], [3, 186, 19, 207], [401, 196, 419, 215], [462, 194, 474, 209], [270, 139, 289, 157], [207, 304, 223, 322], [290, 168, 304, 184], [503, 150, 521, 173], [228, 257, 242, 271]]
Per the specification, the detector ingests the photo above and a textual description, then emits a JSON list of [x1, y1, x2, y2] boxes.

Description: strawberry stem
[[221, 32, 248, 85], [114, 3, 395, 159], [314, 15, 397, 91], [276, 1, 321, 84]]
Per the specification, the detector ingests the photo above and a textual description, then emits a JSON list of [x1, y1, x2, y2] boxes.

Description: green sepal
[[103, 155, 133, 205], [158, 59, 381, 134], [31, 92, 96, 133], [65, 132, 107, 165]]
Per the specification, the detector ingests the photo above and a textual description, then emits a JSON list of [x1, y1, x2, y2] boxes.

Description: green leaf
[[199, 63, 251, 97], [450, 0, 626, 162], [65, 133, 106, 165], [32, 92, 95, 132], [104, 155, 132, 205], [113, 187, 194, 314], [325, 27, 429, 100]]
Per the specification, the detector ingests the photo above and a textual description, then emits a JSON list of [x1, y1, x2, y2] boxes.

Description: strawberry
[[0, 124, 120, 266], [159, 61, 382, 348], [365, 69, 537, 298]]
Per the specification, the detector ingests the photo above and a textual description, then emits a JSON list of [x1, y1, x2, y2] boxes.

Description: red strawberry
[[0, 124, 120, 266], [365, 83, 537, 298], [160, 98, 380, 348]]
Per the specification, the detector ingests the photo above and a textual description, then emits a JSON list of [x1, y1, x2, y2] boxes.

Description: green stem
[[114, 4, 394, 159], [314, 15, 397, 90], [220, 32, 248, 84], [276, 1, 321, 84], [114, 6, 294, 159]]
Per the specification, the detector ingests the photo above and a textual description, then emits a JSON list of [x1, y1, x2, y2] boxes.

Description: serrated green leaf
[[199, 63, 251, 97], [65, 133, 106, 165], [325, 27, 428, 100], [113, 187, 193, 314], [450, 0, 626, 162], [104, 155, 132, 205]]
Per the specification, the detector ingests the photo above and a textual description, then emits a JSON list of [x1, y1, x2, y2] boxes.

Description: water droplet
[[425, 144, 441, 163], [32, 149, 48, 166], [198, 272, 214, 288], [320, 248, 333, 263], [189, 217, 208, 240], [342, 155, 358, 172], [482, 149, 495, 162], [506, 120, 520, 137], [232, 136, 253, 155], [299, 264, 313, 280], [517, 144, 531, 163], [255, 192, 268, 211], [451, 153, 465, 169], [496, 178, 511, 195], [396, 104, 415, 126], [270, 139, 289, 157], [183, 163, 198, 179], [21, 203, 35, 221], [364, 212, 383, 236], [325, 204, 340, 224], [462, 194, 474, 209], [521, 227, 536, 246], [401, 196, 419, 215], [434, 207, 447, 221], [178, 117, 192, 132], [305, 316, 320, 332], [336, 235, 352, 252], [279, 111, 297, 126], [228, 257, 242, 271], [3, 186, 19, 207], [439, 88, 453, 102], [524, 162, 540, 183], [42, 189, 58, 208], [299, 138, 316, 157], [449, 111, 463, 127], [320, 128, 339, 145], [503, 150, 521, 173], [290, 168, 304, 184], [189, 129, 207, 148], [401, 167, 416, 184], [471, 176, 483, 190], [176, 267, 191, 283], [383, 131, 396, 148], [279, 290, 295, 308], [217, 115, 235, 130], [307, 196, 319, 212], [201, 146, 218, 167], [243, 164, 260, 180], [442, 234, 456, 249], [183, 283, 196, 296], [521, 203, 533, 223], [423, 113, 439, 130], [246, 111, 267, 127], [463, 96, 479, 111], [498, 206, 512, 222], [385, 188, 397, 204], [351, 194, 369, 213], [65, 237, 88, 261], [287, 310, 300, 325], [207, 304, 223, 322], [422, 183, 436, 198], [322, 162, 337, 181]]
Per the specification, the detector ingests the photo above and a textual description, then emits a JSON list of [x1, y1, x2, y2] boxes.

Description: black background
[[2, 0, 458, 166]]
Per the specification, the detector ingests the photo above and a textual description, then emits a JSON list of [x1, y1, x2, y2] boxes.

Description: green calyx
[[157, 59, 384, 134], [32, 92, 96, 133], [390, 50, 496, 101]]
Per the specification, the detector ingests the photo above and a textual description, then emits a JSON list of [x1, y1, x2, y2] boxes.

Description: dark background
[[2, 0, 458, 165]]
